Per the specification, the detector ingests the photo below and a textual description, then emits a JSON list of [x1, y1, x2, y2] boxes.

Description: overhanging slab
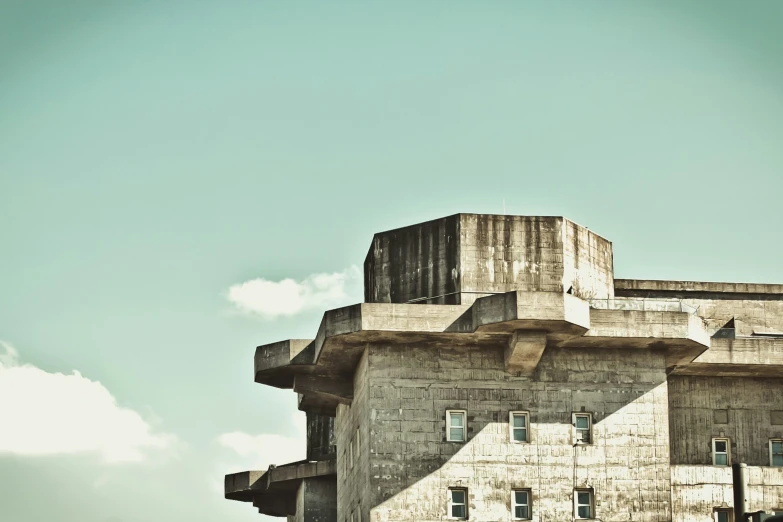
[[225, 460, 337, 517]]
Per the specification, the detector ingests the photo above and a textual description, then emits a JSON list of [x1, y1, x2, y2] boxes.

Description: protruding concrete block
[[364, 214, 615, 305], [254, 339, 315, 388], [471, 290, 590, 336], [505, 330, 547, 375]]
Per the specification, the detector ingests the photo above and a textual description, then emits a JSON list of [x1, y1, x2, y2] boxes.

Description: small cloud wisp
[[227, 265, 362, 319]]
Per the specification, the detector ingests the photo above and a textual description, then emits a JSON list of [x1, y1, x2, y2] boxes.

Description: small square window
[[573, 413, 592, 444], [510, 412, 529, 443], [714, 509, 732, 522], [574, 489, 593, 519], [447, 410, 467, 442], [512, 489, 531, 520], [770, 439, 783, 467], [712, 438, 730, 466], [448, 488, 468, 519]]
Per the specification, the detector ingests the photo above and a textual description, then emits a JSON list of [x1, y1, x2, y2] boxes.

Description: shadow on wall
[[363, 346, 673, 522]]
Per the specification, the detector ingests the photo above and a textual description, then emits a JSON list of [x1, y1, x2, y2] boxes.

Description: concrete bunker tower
[[225, 214, 783, 522]]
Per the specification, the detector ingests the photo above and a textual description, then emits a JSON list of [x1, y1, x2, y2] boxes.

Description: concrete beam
[[293, 375, 353, 404], [298, 391, 339, 417], [225, 460, 336, 516], [615, 278, 783, 298], [505, 330, 547, 375]]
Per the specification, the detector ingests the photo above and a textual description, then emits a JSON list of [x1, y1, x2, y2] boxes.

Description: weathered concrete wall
[[364, 215, 460, 304], [366, 344, 670, 522], [364, 214, 615, 305], [668, 376, 783, 466], [747, 466, 783, 514], [670, 465, 734, 522], [614, 280, 783, 337], [680, 298, 783, 337], [689, 338, 783, 367], [459, 215, 614, 304], [303, 477, 338, 522], [458, 215, 566, 302], [562, 218, 615, 301], [307, 413, 336, 462], [288, 477, 338, 522], [336, 348, 370, 522]]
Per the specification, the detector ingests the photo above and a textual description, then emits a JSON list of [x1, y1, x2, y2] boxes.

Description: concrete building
[[225, 214, 783, 522]]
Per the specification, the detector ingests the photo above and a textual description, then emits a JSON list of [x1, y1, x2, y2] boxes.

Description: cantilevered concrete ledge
[[311, 303, 474, 365], [561, 309, 711, 367], [297, 390, 347, 416], [671, 337, 783, 377], [471, 291, 590, 375], [252, 291, 721, 413], [254, 339, 315, 388], [576, 309, 709, 344], [472, 291, 590, 336], [225, 459, 336, 516]]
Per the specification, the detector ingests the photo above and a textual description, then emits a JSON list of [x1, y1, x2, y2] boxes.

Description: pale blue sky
[[1, 1, 782, 521]]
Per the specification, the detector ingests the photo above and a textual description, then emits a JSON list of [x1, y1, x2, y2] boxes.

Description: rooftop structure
[[224, 214, 783, 522]]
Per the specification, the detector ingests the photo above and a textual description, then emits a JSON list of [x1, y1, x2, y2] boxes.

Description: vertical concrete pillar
[[733, 463, 749, 521]]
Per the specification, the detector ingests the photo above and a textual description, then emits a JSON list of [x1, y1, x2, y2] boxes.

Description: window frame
[[448, 488, 468, 520], [512, 489, 532, 520], [572, 413, 593, 445], [770, 439, 783, 467], [446, 410, 468, 443], [712, 437, 731, 466], [509, 411, 530, 443], [574, 489, 594, 519], [713, 508, 733, 522]]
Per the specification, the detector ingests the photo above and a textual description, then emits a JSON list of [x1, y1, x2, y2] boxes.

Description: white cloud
[[0, 341, 177, 463], [218, 413, 306, 471], [227, 265, 362, 319]]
